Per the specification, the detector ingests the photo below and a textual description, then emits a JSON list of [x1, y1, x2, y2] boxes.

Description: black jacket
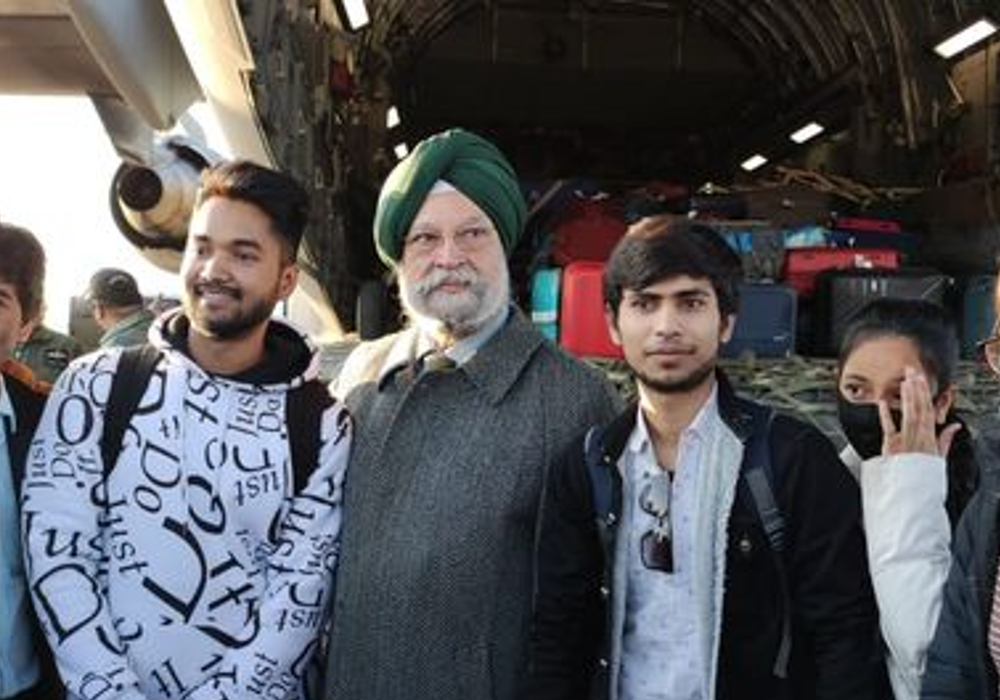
[[3, 367, 63, 700], [526, 371, 885, 700], [920, 434, 1000, 700]]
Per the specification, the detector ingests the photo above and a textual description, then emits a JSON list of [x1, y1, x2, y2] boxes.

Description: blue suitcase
[[530, 267, 561, 341], [722, 283, 797, 358], [962, 275, 996, 359]]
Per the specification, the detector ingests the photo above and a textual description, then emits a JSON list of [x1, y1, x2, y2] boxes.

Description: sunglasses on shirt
[[639, 473, 674, 574]]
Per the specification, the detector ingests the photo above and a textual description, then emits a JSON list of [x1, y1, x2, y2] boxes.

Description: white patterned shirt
[[618, 387, 720, 700]]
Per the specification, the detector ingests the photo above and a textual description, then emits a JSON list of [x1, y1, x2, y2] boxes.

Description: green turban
[[374, 128, 526, 267]]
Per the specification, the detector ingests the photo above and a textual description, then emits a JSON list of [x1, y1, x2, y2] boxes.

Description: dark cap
[[86, 268, 144, 308]]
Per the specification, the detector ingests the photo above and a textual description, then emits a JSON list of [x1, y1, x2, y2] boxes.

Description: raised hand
[[878, 366, 960, 458]]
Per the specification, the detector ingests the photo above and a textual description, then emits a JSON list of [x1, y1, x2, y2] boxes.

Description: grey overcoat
[[324, 309, 620, 700]]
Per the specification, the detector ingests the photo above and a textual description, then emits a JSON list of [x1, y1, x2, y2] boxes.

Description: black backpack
[[99, 344, 333, 492], [583, 399, 792, 678]]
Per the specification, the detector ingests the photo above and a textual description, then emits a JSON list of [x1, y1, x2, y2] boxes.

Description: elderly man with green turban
[[325, 128, 620, 700]]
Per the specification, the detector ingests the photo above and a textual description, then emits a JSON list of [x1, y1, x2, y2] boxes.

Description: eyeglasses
[[978, 322, 1000, 376], [638, 473, 674, 573]]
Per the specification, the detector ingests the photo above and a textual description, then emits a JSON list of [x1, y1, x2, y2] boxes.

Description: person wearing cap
[[22, 161, 352, 700], [0, 222, 63, 700], [86, 267, 156, 348], [323, 128, 620, 700]]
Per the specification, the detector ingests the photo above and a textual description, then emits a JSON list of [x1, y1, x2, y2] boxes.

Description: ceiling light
[[790, 122, 825, 144], [386, 106, 400, 129], [934, 18, 998, 58], [394, 143, 409, 160], [338, 0, 370, 31], [740, 154, 768, 172]]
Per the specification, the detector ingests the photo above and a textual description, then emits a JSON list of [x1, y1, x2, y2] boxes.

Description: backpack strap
[[101, 345, 332, 495], [737, 400, 792, 679], [741, 404, 785, 553], [584, 425, 612, 521], [286, 379, 335, 494], [101, 344, 162, 476]]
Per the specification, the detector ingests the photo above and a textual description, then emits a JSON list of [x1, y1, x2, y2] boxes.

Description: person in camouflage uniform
[[14, 321, 83, 384]]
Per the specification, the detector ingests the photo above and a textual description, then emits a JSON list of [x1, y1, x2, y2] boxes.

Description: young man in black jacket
[[0, 222, 62, 700], [527, 217, 885, 700]]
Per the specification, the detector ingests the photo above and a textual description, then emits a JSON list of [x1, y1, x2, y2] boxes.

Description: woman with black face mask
[[836, 297, 979, 700]]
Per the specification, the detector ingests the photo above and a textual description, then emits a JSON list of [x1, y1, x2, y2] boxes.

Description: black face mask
[[837, 396, 902, 460]]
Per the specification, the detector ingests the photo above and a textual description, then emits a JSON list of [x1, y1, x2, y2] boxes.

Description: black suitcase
[[814, 268, 953, 356], [722, 283, 797, 359]]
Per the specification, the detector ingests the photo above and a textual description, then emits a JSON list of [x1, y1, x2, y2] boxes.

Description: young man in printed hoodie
[[21, 160, 351, 700]]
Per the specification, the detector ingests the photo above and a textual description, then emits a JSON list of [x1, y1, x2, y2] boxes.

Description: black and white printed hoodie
[[21, 309, 351, 700]]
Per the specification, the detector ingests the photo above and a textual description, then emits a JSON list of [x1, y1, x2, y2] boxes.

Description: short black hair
[[195, 160, 310, 264], [603, 215, 742, 320], [0, 222, 45, 323]]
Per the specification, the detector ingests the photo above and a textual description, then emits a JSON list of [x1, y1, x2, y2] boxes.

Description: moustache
[[194, 282, 241, 300], [645, 343, 693, 356], [416, 268, 479, 296]]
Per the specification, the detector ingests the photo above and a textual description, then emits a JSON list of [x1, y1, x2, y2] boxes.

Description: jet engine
[[109, 137, 217, 273]]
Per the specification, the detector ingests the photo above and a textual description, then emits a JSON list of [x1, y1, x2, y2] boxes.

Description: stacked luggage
[[524, 184, 992, 361]]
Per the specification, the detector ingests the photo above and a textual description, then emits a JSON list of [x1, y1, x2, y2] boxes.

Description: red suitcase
[[785, 248, 900, 296], [832, 216, 903, 234], [559, 261, 623, 359]]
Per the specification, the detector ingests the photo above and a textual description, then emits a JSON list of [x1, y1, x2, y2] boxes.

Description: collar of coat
[[377, 306, 545, 407], [2, 361, 48, 486], [0, 358, 49, 395], [598, 369, 757, 463]]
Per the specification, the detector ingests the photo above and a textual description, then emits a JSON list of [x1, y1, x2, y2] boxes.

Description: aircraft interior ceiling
[[348, 0, 965, 181]]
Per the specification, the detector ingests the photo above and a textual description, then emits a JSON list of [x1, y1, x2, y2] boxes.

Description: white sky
[[0, 95, 180, 332]]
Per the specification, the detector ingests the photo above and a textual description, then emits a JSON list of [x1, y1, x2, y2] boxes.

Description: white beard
[[401, 265, 510, 340]]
